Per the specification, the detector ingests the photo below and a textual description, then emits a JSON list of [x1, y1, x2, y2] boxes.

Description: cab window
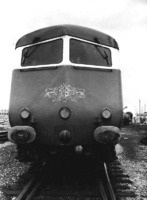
[[70, 39, 112, 66], [21, 39, 63, 66]]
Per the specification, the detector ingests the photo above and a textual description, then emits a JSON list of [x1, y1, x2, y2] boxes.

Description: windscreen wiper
[[94, 38, 110, 66], [95, 45, 110, 66], [103, 50, 110, 65], [21, 45, 38, 65], [21, 48, 28, 65]]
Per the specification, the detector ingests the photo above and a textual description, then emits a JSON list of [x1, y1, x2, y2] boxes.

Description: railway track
[[0, 130, 8, 142], [5, 160, 136, 200], [15, 173, 44, 200], [107, 160, 136, 199], [97, 162, 116, 200]]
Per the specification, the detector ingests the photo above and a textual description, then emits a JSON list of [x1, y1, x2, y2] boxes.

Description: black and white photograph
[[0, 0, 147, 199]]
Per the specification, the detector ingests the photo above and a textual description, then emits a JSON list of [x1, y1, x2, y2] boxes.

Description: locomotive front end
[[8, 25, 123, 162]]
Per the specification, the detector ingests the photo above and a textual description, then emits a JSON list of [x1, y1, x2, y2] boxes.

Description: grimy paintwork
[[8, 25, 123, 162], [16, 25, 119, 49], [9, 66, 122, 145]]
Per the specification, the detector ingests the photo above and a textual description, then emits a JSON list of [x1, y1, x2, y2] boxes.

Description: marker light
[[59, 107, 71, 119], [20, 108, 30, 119], [75, 145, 83, 154], [102, 108, 111, 119]]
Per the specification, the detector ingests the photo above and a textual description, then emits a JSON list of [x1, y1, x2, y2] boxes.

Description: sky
[[0, 0, 147, 115]]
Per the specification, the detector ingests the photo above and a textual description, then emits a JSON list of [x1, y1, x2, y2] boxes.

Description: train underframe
[[15, 142, 117, 163]]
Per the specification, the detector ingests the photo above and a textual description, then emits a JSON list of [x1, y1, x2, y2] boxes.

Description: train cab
[[8, 25, 123, 162]]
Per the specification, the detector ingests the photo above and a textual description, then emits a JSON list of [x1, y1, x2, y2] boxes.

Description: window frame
[[69, 37, 112, 67], [21, 38, 64, 67], [16, 35, 118, 70]]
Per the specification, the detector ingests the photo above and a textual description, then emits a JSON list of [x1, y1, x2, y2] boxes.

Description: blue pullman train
[[8, 25, 123, 163]]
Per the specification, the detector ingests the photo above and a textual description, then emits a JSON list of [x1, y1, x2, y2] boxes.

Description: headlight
[[59, 107, 71, 119], [102, 108, 111, 119], [20, 108, 30, 119]]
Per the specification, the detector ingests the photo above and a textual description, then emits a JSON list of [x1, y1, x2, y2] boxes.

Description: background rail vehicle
[[8, 25, 123, 163]]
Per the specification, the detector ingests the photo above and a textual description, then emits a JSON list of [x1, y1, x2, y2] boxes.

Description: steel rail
[[16, 161, 46, 200], [25, 177, 44, 200], [16, 176, 37, 200], [97, 162, 117, 200], [104, 162, 116, 200], [97, 176, 108, 200], [16, 174, 45, 200]]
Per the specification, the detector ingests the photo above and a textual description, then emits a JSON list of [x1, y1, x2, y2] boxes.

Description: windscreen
[[21, 39, 63, 66], [70, 39, 112, 66]]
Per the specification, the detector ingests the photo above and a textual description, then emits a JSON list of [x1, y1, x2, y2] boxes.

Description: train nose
[[59, 130, 72, 144]]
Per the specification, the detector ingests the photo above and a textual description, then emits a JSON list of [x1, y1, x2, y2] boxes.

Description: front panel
[[9, 66, 123, 145]]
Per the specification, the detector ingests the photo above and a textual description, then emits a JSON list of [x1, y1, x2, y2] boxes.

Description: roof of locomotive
[[16, 24, 119, 50]]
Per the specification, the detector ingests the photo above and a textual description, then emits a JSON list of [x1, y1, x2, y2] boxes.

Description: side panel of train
[[9, 66, 122, 146]]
